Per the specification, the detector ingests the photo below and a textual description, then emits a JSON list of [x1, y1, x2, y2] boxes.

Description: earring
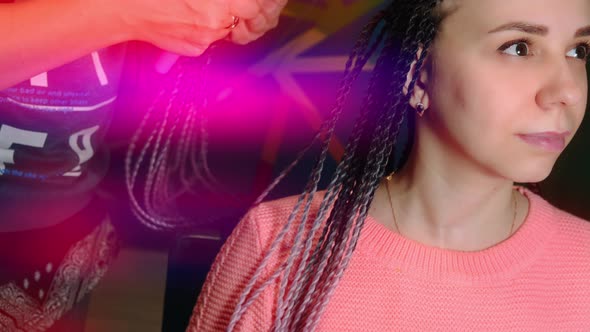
[[416, 102, 426, 117]]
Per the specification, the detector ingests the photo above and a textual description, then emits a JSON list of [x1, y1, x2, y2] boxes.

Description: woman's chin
[[512, 163, 555, 184]]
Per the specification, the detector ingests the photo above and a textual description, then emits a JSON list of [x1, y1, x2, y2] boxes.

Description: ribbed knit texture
[[188, 188, 590, 331]]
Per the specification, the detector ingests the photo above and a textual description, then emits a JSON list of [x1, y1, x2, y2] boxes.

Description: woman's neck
[[371, 138, 528, 251]]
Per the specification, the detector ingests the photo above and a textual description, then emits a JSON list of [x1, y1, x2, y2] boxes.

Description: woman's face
[[423, 0, 589, 182]]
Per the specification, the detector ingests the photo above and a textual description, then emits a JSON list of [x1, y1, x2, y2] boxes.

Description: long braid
[[304, 5, 440, 329], [227, 1, 444, 330], [125, 54, 217, 231], [251, 17, 387, 208], [272, 14, 397, 328], [284, 21, 401, 330], [143, 69, 184, 218], [294, 3, 439, 330], [273, 14, 392, 330], [126, 68, 182, 228], [226, 12, 389, 330], [385, 1, 441, 172]]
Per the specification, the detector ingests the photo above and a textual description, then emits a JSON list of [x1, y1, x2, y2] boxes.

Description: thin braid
[[295, 1, 426, 326], [176, 104, 197, 190], [227, 14, 387, 330], [300, 37, 409, 331], [186, 62, 220, 190], [272, 16, 393, 330], [228, 41, 380, 330], [170, 60, 200, 187], [283, 24, 399, 330], [172, 55, 219, 191], [306, 13, 438, 329], [140, 66, 188, 224], [386, 3, 439, 172], [147, 75, 186, 217], [230, 48, 370, 332], [273, 14, 391, 330], [165, 61, 206, 195], [287, 6, 420, 328], [251, 15, 386, 208], [226, 1, 443, 330], [125, 53, 216, 231], [280, 11, 394, 304], [126, 74, 179, 228]]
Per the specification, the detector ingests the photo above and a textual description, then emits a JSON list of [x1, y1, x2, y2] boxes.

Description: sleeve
[[186, 208, 275, 332]]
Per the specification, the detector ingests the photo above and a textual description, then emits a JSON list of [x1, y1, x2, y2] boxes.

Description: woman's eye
[[567, 44, 589, 60], [501, 42, 530, 57]]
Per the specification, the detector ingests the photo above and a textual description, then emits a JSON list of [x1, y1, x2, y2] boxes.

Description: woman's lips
[[517, 132, 569, 152]]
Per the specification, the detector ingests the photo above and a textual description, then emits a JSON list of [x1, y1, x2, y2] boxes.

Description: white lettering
[[91, 52, 109, 86], [0, 125, 47, 173], [63, 125, 100, 177], [30, 72, 49, 87]]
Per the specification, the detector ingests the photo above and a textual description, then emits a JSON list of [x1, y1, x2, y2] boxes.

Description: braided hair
[[125, 53, 220, 232], [225, 0, 450, 330]]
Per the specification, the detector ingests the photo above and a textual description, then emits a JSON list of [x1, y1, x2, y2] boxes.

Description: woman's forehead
[[439, 0, 590, 37]]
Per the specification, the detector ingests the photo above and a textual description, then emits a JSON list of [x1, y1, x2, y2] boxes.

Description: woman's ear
[[403, 47, 431, 112]]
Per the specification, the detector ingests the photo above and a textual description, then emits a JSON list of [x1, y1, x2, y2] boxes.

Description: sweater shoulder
[[246, 192, 326, 250], [553, 207, 590, 243], [534, 193, 590, 251]]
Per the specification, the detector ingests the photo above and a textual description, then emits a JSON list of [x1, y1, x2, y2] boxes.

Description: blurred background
[[83, 0, 590, 331]]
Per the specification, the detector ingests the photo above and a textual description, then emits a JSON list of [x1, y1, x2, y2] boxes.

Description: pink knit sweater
[[188, 188, 590, 331]]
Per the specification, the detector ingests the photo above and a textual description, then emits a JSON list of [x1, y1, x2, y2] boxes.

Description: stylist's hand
[[228, 0, 287, 45], [110, 0, 236, 56]]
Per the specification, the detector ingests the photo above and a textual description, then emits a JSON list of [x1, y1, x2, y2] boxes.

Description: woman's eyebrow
[[488, 21, 590, 38], [575, 26, 590, 38], [488, 22, 548, 36]]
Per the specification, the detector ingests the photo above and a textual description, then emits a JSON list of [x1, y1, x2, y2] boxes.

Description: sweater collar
[[359, 188, 558, 283]]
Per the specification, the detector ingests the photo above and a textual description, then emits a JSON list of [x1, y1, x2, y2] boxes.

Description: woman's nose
[[536, 60, 586, 111]]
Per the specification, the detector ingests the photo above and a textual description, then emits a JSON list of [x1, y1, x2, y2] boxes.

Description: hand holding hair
[[153, 0, 288, 73]]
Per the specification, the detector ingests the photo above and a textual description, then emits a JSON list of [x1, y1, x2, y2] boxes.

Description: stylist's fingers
[[151, 25, 230, 56], [229, 21, 265, 45], [245, 14, 269, 34], [263, 0, 287, 18], [186, 0, 234, 30], [149, 36, 208, 57], [232, 0, 287, 42], [235, 32, 266, 45], [249, 3, 281, 33], [229, 0, 261, 20], [224, 0, 289, 45], [183, 25, 231, 47]]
